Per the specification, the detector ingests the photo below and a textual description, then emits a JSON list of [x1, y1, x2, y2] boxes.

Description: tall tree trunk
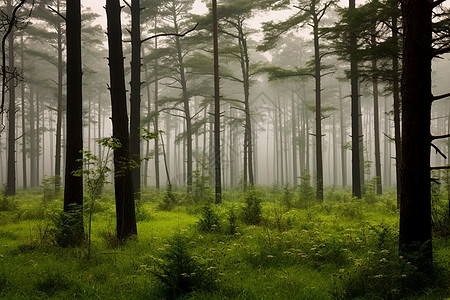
[[372, 59, 382, 195], [153, 30, 160, 189], [339, 82, 347, 187], [384, 96, 391, 187], [20, 35, 26, 189], [212, 0, 222, 203], [55, 0, 63, 192], [6, 0, 15, 196], [392, 6, 402, 206], [63, 0, 83, 245], [130, 0, 141, 199], [313, 14, 323, 202], [291, 94, 298, 186], [399, 0, 432, 271], [106, 0, 137, 241], [350, 0, 362, 198]]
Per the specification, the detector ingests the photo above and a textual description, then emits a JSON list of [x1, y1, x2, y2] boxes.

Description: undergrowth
[[0, 187, 448, 299]]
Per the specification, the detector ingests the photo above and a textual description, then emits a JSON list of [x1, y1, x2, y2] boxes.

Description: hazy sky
[[83, 0, 208, 28]]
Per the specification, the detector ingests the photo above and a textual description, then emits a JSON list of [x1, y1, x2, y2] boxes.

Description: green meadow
[[0, 186, 449, 299]]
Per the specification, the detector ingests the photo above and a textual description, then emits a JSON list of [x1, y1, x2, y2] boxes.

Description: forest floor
[[0, 186, 449, 299]]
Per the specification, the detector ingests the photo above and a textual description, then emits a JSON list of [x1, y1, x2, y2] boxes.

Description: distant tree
[[259, 0, 335, 201], [106, 0, 137, 241]]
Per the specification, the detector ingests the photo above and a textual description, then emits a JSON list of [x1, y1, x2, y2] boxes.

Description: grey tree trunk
[[130, 0, 142, 199]]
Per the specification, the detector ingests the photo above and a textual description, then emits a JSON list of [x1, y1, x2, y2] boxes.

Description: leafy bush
[[150, 234, 214, 298], [335, 201, 364, 220], [241, 189, 262, 225], [159, 184, 178, 211], [226, 206, 238, 235], [281, 183, 295, 210], [297, 171, 315, 208], [197, 204, 220, 233]]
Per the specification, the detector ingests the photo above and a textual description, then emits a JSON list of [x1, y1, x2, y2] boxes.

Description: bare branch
[[141, 23, 198, 44], [431, 133, 450, 140], [431, 143, 447, 159], [47, 5, 66, 21], [433, 92, 450, 101], [430, 165, 450, 170]]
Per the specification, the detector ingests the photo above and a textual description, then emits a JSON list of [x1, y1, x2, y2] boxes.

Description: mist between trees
[[0, 0, 449, 279]]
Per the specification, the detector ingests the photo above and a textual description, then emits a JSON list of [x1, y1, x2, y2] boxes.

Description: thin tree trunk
[[350, 0, 361, 198], [20, 35, 26, 189], [130, 0, 141, 199], [372, 57, 382, 195], [212, 0, 222, 203], [6, 0, 15, 196], [55, 0, 63, 192]]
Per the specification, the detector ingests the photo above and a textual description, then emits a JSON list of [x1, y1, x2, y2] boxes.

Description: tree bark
[[130, 0, 141, 199], [63, 0, 84, 244], [55, 0, 63, 192], [106, 0, 137, 241], [212, 0, 222, 203], [350, 0, 362, 198], [399, 0, 432, 271], [6, 0, 15, 196]]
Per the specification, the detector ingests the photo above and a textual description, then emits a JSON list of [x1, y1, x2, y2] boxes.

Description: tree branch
[[47, 5, 66, 21], [141, 23, 198, 44], [431, 133, 450, 140], [433, 92, 450, 101], [431, 143, 447, 159]]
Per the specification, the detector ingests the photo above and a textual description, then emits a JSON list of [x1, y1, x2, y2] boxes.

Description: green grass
[[0, 187, 448, 299]]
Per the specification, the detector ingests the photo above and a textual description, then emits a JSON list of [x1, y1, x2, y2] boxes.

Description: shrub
[[281, 183, 294, 210], [159, 184, 178, 211], [241, 189, 262, 225], [150, 234, 214, 298], [226, 205, 238, 235], [197, 204, 220, 233]]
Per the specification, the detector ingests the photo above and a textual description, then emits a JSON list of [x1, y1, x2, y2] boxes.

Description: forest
[[0, 0, 449, 298]]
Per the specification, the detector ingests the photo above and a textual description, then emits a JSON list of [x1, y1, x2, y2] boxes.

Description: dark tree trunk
[[372, 61, 382, 195], [6, 0, 15, 196], [350, 0, 362, 198], [212, 0, 222, 203], [106, 0, 137, 242], [313, 13, 323, 202], [130, 0, 141, 199], [399, 0, 432, 271], [392, 7, 402, 206], [153, 29, 160, 189], [63, 0, 84, 244]]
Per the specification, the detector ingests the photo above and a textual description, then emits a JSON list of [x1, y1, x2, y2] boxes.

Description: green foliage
[[159, 184, 178, 211], [0, 187, 17, 212], [197, 204, 220, 233], [149, 234, 214, 298], [281, 183, 294, 210], [54, 204, 84, 247], [35, 270, 72, 297], [241, 188, 263, 225], [298, 171, 315, 208], [41, 175, 61, 204], [226, 205, 238, 235], [193, 170, 212, 204]]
